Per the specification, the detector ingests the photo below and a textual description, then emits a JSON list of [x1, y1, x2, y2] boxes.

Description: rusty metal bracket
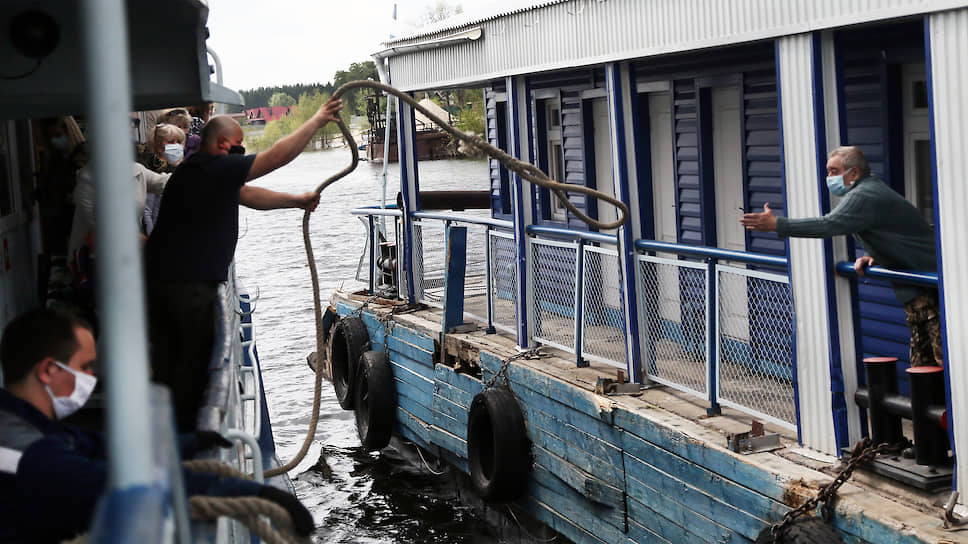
[[595, 377, 642, 396], [727, 420, 782, 454], [942, 491, 968, 531]]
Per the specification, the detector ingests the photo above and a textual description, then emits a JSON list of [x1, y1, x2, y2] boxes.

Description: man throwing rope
[[145, 97, 342, 432]]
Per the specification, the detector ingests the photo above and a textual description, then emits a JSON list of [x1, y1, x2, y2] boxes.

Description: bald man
[[144, 97, 342, 430]]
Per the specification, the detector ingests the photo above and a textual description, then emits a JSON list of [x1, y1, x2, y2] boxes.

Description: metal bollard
[[906, 366, 949, 466], [863, 357, 904, 446]]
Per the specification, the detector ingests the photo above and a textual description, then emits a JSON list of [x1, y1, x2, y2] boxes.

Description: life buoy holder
[[466, 386, 531, 501], [354, 350, 396, 451], [330, 316, 370, 410]]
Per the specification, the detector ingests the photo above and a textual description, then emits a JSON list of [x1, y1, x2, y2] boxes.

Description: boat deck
[[331, 290, 956, 544]]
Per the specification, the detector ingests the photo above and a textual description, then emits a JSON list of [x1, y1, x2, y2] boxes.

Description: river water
[[235, 150, 499, 543]]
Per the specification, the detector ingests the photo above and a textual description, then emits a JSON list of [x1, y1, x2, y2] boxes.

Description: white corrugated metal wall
[[928, 6, 968, 505], [385, 0, 968, 91], [777, 34, 838, 454]]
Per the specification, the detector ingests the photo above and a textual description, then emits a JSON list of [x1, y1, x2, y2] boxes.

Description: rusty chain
[[483, 346, 544, 392], [766, 437, 909, 542]]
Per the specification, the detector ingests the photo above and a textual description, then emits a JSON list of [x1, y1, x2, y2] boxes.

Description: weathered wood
[[832, 509, 932, 544], [391, 364, 434, 396], [627, 518, 673, 544], [624, 461, 749, 543], [614, 407, 792, 504], [388, 321, 437, 353], [512, 384, 625, 464], [397, 392, 434, 426], [523, 497, 607, 544], [527, 468, 626, 543], [433, 364, 483, 397], [627, 496, 705, 544], [433, 380, 475, 412], [623, 449, 766, 540], [480, 351, 615, 425], [429, 425, 467, 459], [389, 354, 435, 384], [524, 413, 625, 487], [432, 393, 469, 430], [396, 406, 431, 445], [387, 334, 434, 366], [623, 432, 785, 534], [531, 445, 625, 509], [438, 447, 469, 475]]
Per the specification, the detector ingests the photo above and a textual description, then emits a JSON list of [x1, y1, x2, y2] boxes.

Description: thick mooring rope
[[267, 80, 630, 478]]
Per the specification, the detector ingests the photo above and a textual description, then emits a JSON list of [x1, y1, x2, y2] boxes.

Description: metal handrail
[[351, 205, 402, 218], [635, 239, 788, 268], [412, 210, 514, 230], [527, 225, 618, 245], [223, 429, 265, 484], [239, 341, 263, 441], [834, 261, 938, 287]]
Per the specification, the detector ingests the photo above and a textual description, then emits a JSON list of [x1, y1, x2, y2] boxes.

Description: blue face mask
[[826, 168, 854, 197]]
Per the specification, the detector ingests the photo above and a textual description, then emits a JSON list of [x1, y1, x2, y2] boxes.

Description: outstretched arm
[[240, 185, 319, 211], [246, 97, 343, 182]]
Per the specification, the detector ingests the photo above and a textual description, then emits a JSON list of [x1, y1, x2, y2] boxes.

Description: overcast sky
[[205, 0, 543, 91]]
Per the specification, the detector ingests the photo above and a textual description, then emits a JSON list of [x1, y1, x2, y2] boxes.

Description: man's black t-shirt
[[145, 152, 256, 281]]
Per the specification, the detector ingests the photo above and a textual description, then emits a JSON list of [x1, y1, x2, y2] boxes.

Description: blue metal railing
[[526, 225, 624, 368], [834, 261, 938, 287], [634, 239, 796, 428]]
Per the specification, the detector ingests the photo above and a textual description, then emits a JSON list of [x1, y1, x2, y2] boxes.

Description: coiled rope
[[182, 460, 306, 543], [267, 80, 630, 478]]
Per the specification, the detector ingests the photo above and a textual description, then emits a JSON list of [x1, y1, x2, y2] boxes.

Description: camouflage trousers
[[904, 290, 944, 367]]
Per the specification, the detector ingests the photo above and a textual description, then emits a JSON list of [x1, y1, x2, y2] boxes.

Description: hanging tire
[[754, 517, 845, 544], [354, 350, 396, 451], [330, 316, 370, 410], [466, 387, 531, 501]]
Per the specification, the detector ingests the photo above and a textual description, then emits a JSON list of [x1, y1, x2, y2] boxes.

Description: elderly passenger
[[741, 146, 941, 367]]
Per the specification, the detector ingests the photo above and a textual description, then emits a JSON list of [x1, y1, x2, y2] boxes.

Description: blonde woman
[[141, 123, 185, 234], [158, 108, 201, 157]]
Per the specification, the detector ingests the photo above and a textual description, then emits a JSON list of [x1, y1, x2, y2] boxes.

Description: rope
[[188, 496, 305, 544], [267, 80, 630, 478], [182, 459, 250, 479]]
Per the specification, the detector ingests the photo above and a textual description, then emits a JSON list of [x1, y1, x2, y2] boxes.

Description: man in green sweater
[[740, 146, 942, 367]]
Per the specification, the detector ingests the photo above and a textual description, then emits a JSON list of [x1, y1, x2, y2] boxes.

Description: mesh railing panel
[[489, 230, 517, 334], [637, 255, 709, 399], [530, 238, 578, 353], [462, 224, 489, 322], [413, 221, 446, 308], [581, 245, 626, 367], [716, 265, 796, 428]]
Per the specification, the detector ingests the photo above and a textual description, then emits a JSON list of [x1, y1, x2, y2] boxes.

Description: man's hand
[[294, 191, 320, 212], [316, 97, 343, 126], [740, 202, 778, 232], [854, 255, 875, 276]]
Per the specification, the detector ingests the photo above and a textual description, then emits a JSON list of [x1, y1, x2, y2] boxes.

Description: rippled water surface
[[235, 150, 498, 543]]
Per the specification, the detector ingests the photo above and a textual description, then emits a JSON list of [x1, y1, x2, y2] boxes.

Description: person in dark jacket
[[0, 309, 313, 543], [741, 145, 941, 367]]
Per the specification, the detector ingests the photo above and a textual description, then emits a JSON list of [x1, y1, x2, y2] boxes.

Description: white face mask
[[163, 143, 184, 164], [44, 361, 97, 419]]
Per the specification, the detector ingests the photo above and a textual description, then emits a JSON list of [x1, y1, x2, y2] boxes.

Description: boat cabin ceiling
[[0, 0, 241, 120]]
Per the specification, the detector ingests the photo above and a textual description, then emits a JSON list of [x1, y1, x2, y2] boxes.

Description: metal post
[[507, 76, 534, 349], [397, 96, 421, 303], [863, 357, 904, 446], [574, 241, 587, 367], [442, 224, 468, 334], [907, 366, 949, 466], [368, 215, 377, 294], [206, 47, 226, 115], [80, 0, 154, 488], [706, 258, 721, 416], [484, 227, 496, 334]]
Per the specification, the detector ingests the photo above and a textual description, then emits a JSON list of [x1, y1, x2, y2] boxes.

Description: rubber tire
[[754, 517, 845, 544], [466, 387, 531, 501], [354, 350, 396, 451], [330, 316, 370, 410]]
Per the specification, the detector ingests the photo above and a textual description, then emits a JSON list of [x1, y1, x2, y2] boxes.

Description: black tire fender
[[466, 386, 531, 501], [755, 517, 845, 544], [330, 316, 370, 410], [354, 350, 396, 451]]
